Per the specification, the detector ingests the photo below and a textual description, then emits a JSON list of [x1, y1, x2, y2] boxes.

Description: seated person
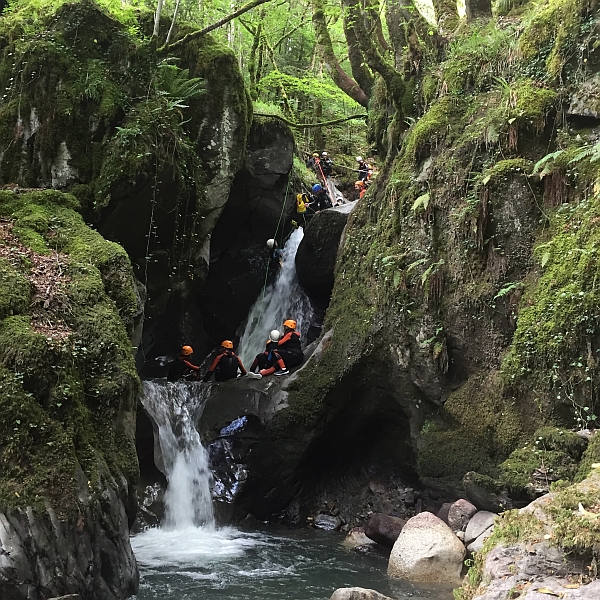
[[247, 330, 287, 379], [167, 345, 201, 381], [276, 319, 304, 373], [203, 340, 247, 382]]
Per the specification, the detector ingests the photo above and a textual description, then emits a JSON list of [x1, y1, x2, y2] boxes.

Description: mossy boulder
[[0, 189, 139, 599]]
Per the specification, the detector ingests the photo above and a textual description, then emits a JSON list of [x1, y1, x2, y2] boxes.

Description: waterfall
[[238, 227, 313, 367], [141, 380, 214, 529]]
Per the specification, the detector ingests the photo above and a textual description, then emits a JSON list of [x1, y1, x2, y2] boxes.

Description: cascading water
[[238, 227, 313, 367], [140, 380, 214, 529]]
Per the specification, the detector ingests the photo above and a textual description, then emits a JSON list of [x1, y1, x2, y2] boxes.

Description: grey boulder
[[388, 512, 466, 583], [465, 511, 496, 544], [448, 499, 478, 532], [364, 513, 405, 548], [329, 588, 393, 600], [314, 514, 342, 531]]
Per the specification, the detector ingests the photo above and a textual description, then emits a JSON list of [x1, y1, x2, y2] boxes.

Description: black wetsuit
[[321, 158, 334, 177], [167, 357, 200, 381], [357, 160, 369, 182], [203, 350, 246, 382], [311, 190, 332, 212], [277, 330, 304, 368], [251, 340, 282, 372]]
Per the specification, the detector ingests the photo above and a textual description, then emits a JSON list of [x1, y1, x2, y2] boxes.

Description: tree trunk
[[465, 0, 492, 22], [432, 0, 460, 33], [165, 0, 182, 45], [311, 0, 369, 107], [343, 0, 404, 112], [386, 0, 440, 74], [343, 8, 374, 97], [153, 0, 164, 37], [313, 98, 324, 150]]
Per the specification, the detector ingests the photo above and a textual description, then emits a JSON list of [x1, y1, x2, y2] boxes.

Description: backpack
[[296, 193, 308, 213]]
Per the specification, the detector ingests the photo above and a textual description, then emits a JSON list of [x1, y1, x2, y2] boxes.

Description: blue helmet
[[312, 184, 322, 193]]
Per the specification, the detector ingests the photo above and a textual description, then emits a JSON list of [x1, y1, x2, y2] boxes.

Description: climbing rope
[[260, 168, 294, 298]]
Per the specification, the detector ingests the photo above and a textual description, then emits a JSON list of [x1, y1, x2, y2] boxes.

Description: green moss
[[418, 372, 530, 480], [577, 435, 600, 481], [0, 190, 139, 513], [0, 258, 31, 320], [500, 446, 577, 496], [533, 426, 587, 459], [547, 470, 600, 556], [403, 96, 458, 161], [501, 195, 600, 426], [519, 0, 589, 79], [479, 158, 533, 186]]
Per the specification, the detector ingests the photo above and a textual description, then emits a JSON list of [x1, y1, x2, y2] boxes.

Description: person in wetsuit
[[246, 330, 288, 379], [276, 319, 304, 372], [202, 340, 247, 382], [320, 151, 334, 177], [311, 184, 332, 212], [167, 345, 201, 381]]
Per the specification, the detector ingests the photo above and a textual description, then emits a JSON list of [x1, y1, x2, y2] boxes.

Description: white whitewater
[[132, 382, 271, 573], [140, 381, 214, 529], [238, 227, 313, 367]]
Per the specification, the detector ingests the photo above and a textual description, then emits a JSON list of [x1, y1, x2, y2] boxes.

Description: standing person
[[307, 152, 320, 174], [356, 156, 369, 182], [354, 180, 367, 199], [321, 151, 334, 178], [202, 340, 247, 382], [168, 345, 201, 381], [296, 192, 312, 227], [247, 330, 288, 379], [311, 184, 332, 212], [276, 319, 304, 373]]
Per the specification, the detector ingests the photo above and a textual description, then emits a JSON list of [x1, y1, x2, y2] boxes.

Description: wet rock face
[[199, 119, 296, 347], [295, 204, 353, 305], [0, 468, 137, 600]]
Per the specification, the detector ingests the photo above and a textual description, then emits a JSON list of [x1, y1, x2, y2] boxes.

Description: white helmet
[[266, 239, 275, 249], [322, 151, 328, 157], [269, 329, 281, 342], [356, 156, 363, 162]]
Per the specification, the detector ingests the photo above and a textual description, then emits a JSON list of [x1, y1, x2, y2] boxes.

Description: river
[[131, 523, 454, 600]]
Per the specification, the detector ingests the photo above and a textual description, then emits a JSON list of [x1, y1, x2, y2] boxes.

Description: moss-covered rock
[[0, 188, 139, 597]]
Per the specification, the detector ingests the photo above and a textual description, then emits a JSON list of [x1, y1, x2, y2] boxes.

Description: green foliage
[[501, 195, 600, 428], [519, 0, 593, 80]]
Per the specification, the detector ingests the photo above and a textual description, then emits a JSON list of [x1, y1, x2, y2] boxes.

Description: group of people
[[306, 151, 373, 204], [167, 320, 304, 383]]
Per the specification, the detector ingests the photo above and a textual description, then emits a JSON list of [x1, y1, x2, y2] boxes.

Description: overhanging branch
[[161, 0, 275, 51], [254, 112, 367, 128]]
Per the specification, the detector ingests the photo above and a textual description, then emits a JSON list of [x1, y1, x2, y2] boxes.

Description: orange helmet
[[181, 345, 193, 356], [283, 319, 297, 330], [221, 340, 234, 349], [354, 180, 365, 188]]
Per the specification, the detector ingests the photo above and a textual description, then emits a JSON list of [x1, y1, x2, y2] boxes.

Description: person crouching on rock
[[276, 319, 304, 373], [247, 330, 288, 379], [168, 345, 201, 381], [202, 340, 247, 382]]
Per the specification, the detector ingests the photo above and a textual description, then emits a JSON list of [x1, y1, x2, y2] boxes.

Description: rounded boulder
[[387, 512, 466, 584]]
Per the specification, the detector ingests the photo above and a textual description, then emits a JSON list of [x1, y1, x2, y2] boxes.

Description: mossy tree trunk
[[432, 0, 460, 33], [311, 0, 370, 107], [344, 0, 405, 115], [343, 7, 374, 98]]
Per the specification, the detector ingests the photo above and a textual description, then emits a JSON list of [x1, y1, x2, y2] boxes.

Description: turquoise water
[[131, 523, 455, 600]]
